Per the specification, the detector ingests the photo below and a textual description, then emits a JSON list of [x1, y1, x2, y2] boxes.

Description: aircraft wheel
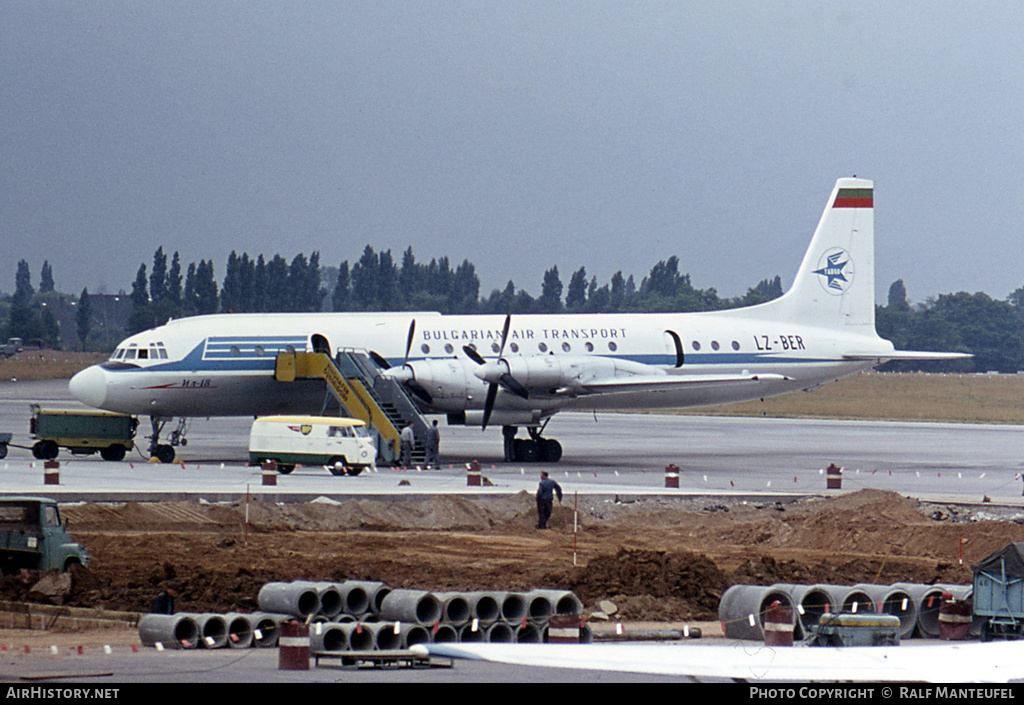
[[101, 444, 127, 462], [539, 438, 562, 463], [152, 444, 175, 464], [513, 439, 539, 463]]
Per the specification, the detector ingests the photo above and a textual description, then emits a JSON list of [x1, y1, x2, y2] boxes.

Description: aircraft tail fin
[[748, 177, 876, 332]]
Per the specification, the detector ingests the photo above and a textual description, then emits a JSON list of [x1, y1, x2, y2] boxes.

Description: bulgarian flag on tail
[[832, 187, 873, 208]]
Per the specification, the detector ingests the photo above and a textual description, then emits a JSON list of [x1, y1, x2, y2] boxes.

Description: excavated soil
[[5, 489, 1024, 622]]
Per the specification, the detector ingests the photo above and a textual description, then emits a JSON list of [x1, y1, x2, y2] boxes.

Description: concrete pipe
[[138, 614, 200, 650], [257, 582, 321, 619], [303, 582, 343, 620], [841, 585, 878, 615], [876, 585, 918, 640], [431, 624, 459, 643], [341, 623, 375, 651], [380, 589, 442, 625], [335, 581, 371, 616], [494, 592, 528, 622], [525, 589, 583, 620], [485, 622, 515, 643], [515, 623, 543, 643], [311, 622, 350, 653], [772, 584, 839, 640], [399, 623, 431, 648], [249, 613, 284, 648], [341, 581, 391, 615], [195, 613, 229, 649], [433, 592, 472, 625], [464, 592, 501, 624], [459, 622, 485, 642], [225, 613, 254, 649], [718, 585, 795, 640], [365, 621, 402, 650], [891, 583, 948, 638]]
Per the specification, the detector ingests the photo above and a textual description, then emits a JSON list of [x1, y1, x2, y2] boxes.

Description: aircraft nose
[[69, 365, 108, 408]]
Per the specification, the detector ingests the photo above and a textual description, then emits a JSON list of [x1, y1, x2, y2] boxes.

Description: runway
[[1, 379, 1023, 505]]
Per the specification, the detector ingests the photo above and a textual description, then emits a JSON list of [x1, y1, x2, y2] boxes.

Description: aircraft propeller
[[373, 319, 434, 405], [463, 313, 529, 430]]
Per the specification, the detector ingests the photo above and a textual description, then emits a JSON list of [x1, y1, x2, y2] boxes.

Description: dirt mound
[[569, 548, 728, 619], [10, 489, 1022, 621]]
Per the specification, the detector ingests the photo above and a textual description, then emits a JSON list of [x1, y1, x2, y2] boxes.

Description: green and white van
[[248, 416, 376, 476]]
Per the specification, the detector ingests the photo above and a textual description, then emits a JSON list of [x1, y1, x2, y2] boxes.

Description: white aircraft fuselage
[[69, 309, 882, 419], [69, 178, 963, 455]]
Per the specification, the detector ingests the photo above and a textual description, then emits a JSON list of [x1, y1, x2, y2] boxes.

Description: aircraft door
[[311, 334, 331, 355]]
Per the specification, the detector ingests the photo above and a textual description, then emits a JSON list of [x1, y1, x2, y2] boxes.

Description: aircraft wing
[[574, 372, 791, 396], [419, 641, 1024, 682]]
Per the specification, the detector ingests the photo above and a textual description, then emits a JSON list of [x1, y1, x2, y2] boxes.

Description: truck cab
[[0, 497, 89, 575]]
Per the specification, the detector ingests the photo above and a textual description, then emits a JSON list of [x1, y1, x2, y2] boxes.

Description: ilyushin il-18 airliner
[[69, 178, 964, 463]]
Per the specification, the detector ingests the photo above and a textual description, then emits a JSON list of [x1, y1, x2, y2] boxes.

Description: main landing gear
[[148, 416, 189, 463], [502, 424, 562, 463]]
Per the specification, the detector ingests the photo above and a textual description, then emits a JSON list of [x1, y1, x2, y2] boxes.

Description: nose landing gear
[[148, 416, 189, 463]]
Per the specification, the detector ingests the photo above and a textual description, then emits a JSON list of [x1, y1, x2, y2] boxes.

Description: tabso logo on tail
[[814, 248, 854, 295]]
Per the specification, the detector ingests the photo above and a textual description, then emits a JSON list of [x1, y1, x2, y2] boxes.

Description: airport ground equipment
[[248, 416, 377, 475], [274, 351, 430, 466], [809, 613, 901, 647], [972, 542, 1024, 640], [29, 407, 138, 461], [0, 433, 10, 459], [0, 338, 24, 358], [0, 496, 89, 575]]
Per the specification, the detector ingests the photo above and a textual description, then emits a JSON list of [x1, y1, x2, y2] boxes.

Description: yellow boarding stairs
[[274, 351, 428, 467]]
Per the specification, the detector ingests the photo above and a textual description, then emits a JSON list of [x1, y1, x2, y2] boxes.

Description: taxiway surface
[[1, 379, 1022, 505]]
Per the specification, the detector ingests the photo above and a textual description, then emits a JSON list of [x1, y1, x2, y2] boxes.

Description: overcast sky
[[2, 2, 1023, 307]]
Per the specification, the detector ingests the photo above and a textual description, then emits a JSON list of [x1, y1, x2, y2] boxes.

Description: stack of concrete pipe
[[718, 582, 974, 641], [138, 611, 285, 650], [139, 581, 588, 650]]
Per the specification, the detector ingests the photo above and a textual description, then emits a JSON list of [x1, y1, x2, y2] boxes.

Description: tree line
[[3, 247, 1024, 374], [122, 245, 788, 328]]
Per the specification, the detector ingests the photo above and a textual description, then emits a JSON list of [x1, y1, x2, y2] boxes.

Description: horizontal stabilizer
[[842, 351, 972, 362]]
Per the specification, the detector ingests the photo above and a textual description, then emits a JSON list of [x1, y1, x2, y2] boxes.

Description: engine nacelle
[[382, 358, 484, 404], [474, 354, 657, 393]]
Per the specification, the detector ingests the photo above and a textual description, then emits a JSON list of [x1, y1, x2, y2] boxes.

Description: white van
[[248, 416, 377, 475]]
